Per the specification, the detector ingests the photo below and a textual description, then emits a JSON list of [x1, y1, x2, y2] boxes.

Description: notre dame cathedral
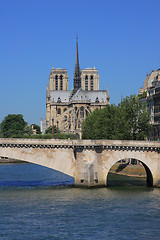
[[46, 38, 110, 138]]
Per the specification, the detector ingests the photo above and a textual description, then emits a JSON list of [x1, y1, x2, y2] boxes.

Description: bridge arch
[[0, 142, 76, 179], [140, 162, 153, 187], [101, 150, 155, 187], [0, 154, 75, 181], [106, 158, 153, 187]]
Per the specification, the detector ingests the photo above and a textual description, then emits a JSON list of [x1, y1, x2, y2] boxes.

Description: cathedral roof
[[50, 91, 70, 102], [50, 88, 108, 104], [70, 88, 108, 103]]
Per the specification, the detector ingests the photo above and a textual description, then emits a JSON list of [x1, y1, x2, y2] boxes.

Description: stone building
[[139, 69, 160, 140], [46, 38, 110, 138]]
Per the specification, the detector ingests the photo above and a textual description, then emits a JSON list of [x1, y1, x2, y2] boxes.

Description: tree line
[[82, 95, 151, 140], [0, 114, 41, 138], [0, 114, 76, 139], [0, 95, 152, 140]]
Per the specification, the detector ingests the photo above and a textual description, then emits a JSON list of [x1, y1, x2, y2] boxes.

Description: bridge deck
[[0, 138, 159, 152]]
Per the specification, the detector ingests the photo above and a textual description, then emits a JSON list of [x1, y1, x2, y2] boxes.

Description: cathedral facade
[[46, 39, 110, 138]]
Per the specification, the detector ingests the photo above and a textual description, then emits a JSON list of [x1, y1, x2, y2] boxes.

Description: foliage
[[31, 124, 41, 134], [45, 126, 58, 134], [10, 134, 52, 139], [0, 130, 3, 138], [45, 126, 77, 139], [29, 134, 51, 139], [82, 95, 151, 140], [119, 95, 151, 140], [0, 114, 77, 139], [24, 125, 33, 136], [138, 91, 147, 99], [64, 133, 77, 139], [57, 132, 77, 139], [0, 114, 28, 138]]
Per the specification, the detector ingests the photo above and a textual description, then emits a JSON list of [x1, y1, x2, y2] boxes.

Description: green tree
[[24, 125, 33, 136], [82, 95, 151, 140], [31, 124, 41, 134], [45, 126, 58, 134], [0, 130, 3, 138], [45, 126, 77, 139], [119, 95, 151, 140], [0, 114, 27, 138], [82, 105, 117, 139]]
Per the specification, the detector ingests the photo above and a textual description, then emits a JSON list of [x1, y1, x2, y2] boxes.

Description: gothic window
[[80, 106, 84, 118], [60, 75, 63, 90], [55, 75, 58, 90], [57, 108, 61, 114], [85, 75, 88, 90], [75, 107, 78, 116], [78, 121, 81, 128], [64, 108, 67, 112], [90, 75, 94, 90], [76, 108, 79, 118], [63, 115, 67, 122], [86, 110, 89, 116]]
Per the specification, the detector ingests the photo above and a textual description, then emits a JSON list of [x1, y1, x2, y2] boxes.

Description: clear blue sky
[[0, 0, 159, 125]]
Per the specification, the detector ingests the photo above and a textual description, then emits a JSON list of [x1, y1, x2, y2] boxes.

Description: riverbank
[[108, 172, 146, 186], [0, 157, 26, 164], [107, 163, 146, 186], [108, 161, 146, 185], [110, 162, 146, 178]]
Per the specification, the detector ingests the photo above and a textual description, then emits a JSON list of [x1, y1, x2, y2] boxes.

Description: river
[[0, 163, 160, 240]]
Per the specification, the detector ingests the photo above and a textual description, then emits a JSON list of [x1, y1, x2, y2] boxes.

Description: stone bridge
[[0, 138, 160, 187]]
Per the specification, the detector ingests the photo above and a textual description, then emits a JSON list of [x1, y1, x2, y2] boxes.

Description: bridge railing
[[0, 138, 159, 153]]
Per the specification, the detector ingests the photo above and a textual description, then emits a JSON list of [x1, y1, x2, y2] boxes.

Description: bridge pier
[[152, 160, 160, 187], [74, 148, 106, 188], [74, 166, 106, 188]]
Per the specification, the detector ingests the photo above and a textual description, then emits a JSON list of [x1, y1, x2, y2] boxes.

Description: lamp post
[[52, 119, 54, 139], [57, 121, 59, 139]]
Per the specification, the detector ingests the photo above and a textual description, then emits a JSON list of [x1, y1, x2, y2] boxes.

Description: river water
[[0, 163, 160, 240]]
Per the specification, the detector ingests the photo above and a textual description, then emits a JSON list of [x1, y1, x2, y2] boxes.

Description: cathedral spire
[[73, 36, 81, 92], [75, 36, 80, 69]]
